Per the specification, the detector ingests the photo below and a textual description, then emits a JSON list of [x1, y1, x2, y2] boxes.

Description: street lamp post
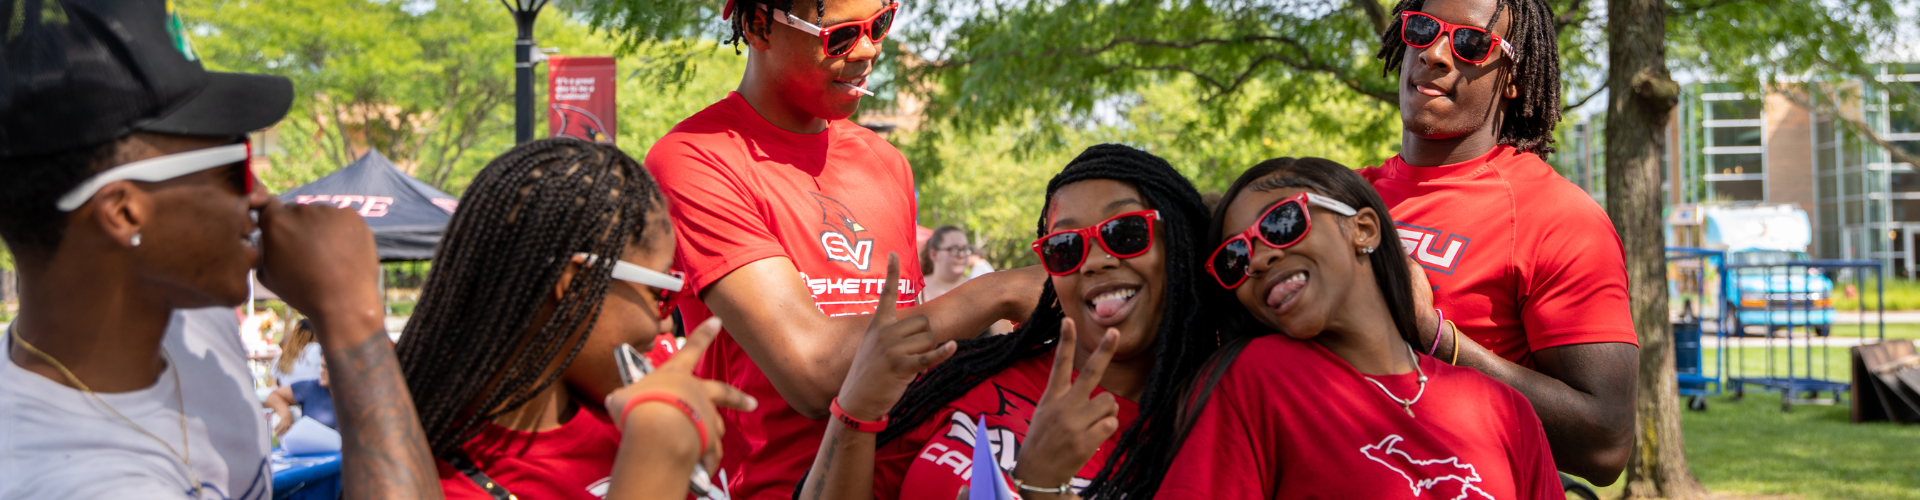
[[503, 0, 549, 144]]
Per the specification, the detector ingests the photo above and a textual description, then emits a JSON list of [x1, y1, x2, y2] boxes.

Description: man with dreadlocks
[[643, 0, 1043, 498], [1361, 0, 1638, 484], [797, 145, 1225, 500]]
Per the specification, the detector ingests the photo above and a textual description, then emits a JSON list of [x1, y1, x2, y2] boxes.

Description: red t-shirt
[[1155, 335, 1560, 500], [646, 92, 923, 500], [436, 406, 621, 500], [873, 350, 1137, 500], [1359, 146, 1638, 365]]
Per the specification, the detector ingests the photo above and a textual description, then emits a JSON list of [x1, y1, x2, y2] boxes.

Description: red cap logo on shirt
[[812, 192, 876, 271]]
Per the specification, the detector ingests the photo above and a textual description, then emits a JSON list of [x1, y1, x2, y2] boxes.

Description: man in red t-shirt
[[645, 1, 1041, 498], [1361, 0, 1639, 485]]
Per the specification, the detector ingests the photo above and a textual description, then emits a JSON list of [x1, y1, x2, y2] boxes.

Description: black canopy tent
[[279, 149, 457, 261]]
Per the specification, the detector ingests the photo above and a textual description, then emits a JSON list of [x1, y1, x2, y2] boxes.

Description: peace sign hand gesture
[[834, 253, 960, 423], [1009, 318, 1121, 500]]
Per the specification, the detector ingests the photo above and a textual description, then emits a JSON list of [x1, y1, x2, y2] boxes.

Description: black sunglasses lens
[[1099, 215, 1153, 256], [1451, 28, 1493, 61], [1404, 14, 1441, 46], [1259, 202, 1308, 247], [871, 9, 895, 41], [1212, 239, 1251, 287], [825, 26, 861, 56], [1040, 233, 1087, 274]]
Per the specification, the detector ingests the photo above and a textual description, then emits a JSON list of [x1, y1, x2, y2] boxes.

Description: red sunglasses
[[1030, 210, 1159, 276], [1399, 11, 1515, 65], [653, 272, 682, 321], [1206, 193, 1357, 289], [768, 2, 897, 58]]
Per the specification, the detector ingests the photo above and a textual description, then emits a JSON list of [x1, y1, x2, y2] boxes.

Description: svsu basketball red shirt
[[1155, 335, 1561, 499], [1359, 146, 1638, 365], [872, 350, 1138, 500], [646, 92, 922, 500]]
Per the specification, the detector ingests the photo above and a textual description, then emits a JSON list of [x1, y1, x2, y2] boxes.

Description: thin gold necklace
[[11, 329, 203, 497]]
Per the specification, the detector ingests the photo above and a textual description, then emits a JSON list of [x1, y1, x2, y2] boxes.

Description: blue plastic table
[[271, 450, 342, 500]]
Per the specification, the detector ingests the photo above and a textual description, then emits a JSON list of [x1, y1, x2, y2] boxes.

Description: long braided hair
[[1375, 0, 1562, 155], [1141, 158, 1421, 498], [725, 0, 828, 53], [396, 138, 662, 460], [870, 144, 1224, 497]]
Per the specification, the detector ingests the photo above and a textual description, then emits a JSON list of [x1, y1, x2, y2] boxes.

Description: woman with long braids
[[1369, 0, 1638, 482], [396, 138, 754, 499], [796, 144, 1224, 500], [1150, 158, 1559, 499]]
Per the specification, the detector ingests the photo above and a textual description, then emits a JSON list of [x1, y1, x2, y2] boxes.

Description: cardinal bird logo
[[1360, 435, 1494, 500], [552, 103, 611, 143], [812, 192, 874, 270]]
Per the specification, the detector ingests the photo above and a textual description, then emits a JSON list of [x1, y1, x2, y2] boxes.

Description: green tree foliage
[[180, 0, 745, 194]]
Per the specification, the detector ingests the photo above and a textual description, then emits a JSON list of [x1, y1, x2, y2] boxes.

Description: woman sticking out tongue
[[1151, 158, 1562, 500]]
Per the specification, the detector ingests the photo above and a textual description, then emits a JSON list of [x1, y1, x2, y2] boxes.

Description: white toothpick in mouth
[[840, 81, 874, 96]]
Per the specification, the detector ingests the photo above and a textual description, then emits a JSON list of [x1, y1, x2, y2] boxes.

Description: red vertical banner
[[547, 56, 617, 144]]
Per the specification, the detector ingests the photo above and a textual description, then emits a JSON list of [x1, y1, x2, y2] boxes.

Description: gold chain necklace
[[11, 329, 203, 497]]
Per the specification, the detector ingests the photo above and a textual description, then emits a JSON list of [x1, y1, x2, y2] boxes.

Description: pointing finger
[[870, 253, 903, 327], [660, 317, 722, 373], [1045, 318, 1080, 397], [705, 379, 758, 412], [1069, 328, 1120, 400]]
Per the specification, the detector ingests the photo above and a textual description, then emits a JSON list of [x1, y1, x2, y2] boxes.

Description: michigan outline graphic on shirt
[[1359, 434, 1495, 500], [1396, 223, 1471, 275], [812, 192, 875, 270]]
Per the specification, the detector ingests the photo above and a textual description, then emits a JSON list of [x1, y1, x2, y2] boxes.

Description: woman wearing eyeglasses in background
[[796, 145, 1225, 500], [1146, 158, 1559, 499], [919, 226, 973, 303], [395, 139, 755, 500]]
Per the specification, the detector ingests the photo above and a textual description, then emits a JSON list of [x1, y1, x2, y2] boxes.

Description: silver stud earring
[[130, 232, 142, 248], [1362, 246, 1374, 254]]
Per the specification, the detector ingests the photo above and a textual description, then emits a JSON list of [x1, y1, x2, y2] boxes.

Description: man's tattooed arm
[[324, 332, 443, 500]]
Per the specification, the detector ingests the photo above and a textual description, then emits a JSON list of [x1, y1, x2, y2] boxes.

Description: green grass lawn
[[1573, 344, 1920, 499], [1834, 277, 1920, 311]]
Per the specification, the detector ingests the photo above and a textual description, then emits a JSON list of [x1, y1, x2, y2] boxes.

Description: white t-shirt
[[1, 307, 272, 499], [271, 343, 324, 386]]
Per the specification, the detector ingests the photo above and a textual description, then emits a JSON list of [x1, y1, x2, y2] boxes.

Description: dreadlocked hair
[[1146, 158, 1421, 497], [395, 138, 662, 461], [868, 144, 1224, 498], [725, 0, 827, 54], [1375, 0, 1562, 155]]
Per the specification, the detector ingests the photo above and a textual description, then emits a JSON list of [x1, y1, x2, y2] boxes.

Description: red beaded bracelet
[[830, 398, 888, 433], [619, 391, 708, 457]]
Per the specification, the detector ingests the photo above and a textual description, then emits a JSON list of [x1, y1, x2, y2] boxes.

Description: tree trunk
[[1605, 0, 1706, 498]]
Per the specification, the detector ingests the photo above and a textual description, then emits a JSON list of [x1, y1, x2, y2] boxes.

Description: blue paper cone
[[969, 414, 1014, 500]]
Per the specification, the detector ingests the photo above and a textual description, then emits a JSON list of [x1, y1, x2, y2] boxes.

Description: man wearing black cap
[[0, 0, 440, 498]]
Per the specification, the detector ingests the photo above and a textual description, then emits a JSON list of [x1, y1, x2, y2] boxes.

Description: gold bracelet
[[1446, 319, 1461, 365]]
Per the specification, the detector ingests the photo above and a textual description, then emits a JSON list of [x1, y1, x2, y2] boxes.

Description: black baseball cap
[[0, 0, 293, 158]]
